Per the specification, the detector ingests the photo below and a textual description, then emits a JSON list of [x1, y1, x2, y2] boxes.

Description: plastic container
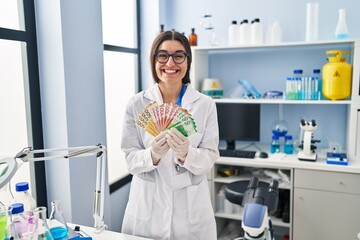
[[251, 18, 263, 44], [239, 19, 250, 45], [322, 50, 352, 100], [216, 188, 225, 212], [284, 135, 294, 154], [228, 20, 240, 45], [335, 9, 349, 39], [270, 135, 281, 153]]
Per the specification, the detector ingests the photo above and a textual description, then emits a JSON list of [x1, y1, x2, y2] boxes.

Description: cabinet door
[[293, 188, 360, 240]]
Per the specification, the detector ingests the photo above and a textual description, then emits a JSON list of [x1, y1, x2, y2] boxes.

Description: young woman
[[121, 30, 219, 240]]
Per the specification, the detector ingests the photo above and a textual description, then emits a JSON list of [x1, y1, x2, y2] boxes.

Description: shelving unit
[[191, 39, 360, 240]]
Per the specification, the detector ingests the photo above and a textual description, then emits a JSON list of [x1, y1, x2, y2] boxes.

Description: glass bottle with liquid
[[284, 135, 294, 154], [48, 200, 68, 240], [31, 207, 54, 240], [335, 9, 349, 39], [189, 28, 198, 46], [270, 135, 280, 153], [9, 203, 31, 239]]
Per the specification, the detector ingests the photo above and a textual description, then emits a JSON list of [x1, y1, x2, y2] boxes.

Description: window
[[101, 0, 140, 188], [0, 1, 45, 205]]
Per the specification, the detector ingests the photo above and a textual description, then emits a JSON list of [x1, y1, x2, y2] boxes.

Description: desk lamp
[[0, 144, 107, 233]]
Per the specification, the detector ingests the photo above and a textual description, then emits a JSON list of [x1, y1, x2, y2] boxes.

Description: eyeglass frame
[[154, 50, 189, 64]]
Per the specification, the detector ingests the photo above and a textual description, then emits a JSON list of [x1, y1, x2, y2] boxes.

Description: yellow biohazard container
[[322, 50, 352, 100]]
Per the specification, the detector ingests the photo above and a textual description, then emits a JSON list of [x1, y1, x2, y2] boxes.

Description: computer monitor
[[216, 103, 260, 150]]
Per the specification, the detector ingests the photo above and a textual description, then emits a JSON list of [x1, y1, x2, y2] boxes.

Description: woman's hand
[[151, 131, 170, 165], [166, 128, 189, 161]]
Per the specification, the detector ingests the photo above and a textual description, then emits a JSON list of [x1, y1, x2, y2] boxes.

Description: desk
[[68, 224, 152, 240]]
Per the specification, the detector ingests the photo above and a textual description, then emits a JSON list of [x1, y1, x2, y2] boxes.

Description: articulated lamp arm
[[2, 144, 108, 233]]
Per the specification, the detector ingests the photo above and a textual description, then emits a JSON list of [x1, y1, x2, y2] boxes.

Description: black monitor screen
[[216, 103, 260, 149]]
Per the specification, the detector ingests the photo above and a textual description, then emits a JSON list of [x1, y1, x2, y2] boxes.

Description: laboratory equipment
[[225, 177, 279, 240], [322, 50, 352, 100], [10, 203, 32, 239], [251, 18, 263, 44], [284, 135, 294, 154], [49, 200, 69, 240], [305, 2, 319, 41], [270, 135, 280, 154], [0, 205, 12, 240], [14, 182, 36, 218], [197, 13, 218, 46], [228, 20, 240, 45], [31, 206, 54, 240], [0, 144, 108, 234], [297, 119, 321, 161], [201, 78, 223, 98], [237, 79, 262, 99], [188, 28, 197, 46], [334, 9, 349, 39], [239, 19, 251, 45]]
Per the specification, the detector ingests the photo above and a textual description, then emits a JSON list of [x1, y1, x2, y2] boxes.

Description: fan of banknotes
[[136, 102, 197, 137]]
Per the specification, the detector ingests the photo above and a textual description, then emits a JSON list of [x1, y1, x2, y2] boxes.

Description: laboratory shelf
[[213, 98, 352, 105]]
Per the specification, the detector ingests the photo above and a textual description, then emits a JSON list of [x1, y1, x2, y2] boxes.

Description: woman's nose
[[166, 56, 176, 66]]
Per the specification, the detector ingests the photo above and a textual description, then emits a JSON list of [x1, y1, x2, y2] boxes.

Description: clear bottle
[[14, 182, 36, 215], [270, 135, 280, 153], [188, 28, 198, 46], [284, 135, 294, 154], [9, 203, 31, 239], [48, 200, 68, 240], [31, 207, 54, 240], [335, 9, 349, 39], [228, 20, 240, 45]]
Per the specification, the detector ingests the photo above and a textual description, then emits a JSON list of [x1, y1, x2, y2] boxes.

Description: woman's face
[[155, 40, 188, 85]]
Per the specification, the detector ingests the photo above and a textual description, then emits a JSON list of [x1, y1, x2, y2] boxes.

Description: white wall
[[35, 0, 111, 228], [161, 0, 360, 46]]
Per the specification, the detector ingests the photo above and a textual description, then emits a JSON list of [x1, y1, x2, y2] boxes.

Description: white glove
[[166, 128, 190, 161], [150, 131, 170, 164]]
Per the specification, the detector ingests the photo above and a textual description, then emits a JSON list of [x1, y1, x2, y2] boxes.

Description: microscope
[[297, 119, 321, 161], [225, 177, 279, 240]]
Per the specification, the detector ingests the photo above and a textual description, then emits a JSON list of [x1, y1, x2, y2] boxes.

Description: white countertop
[[68, 224, 152, 240], [217, 153, 360, 174]]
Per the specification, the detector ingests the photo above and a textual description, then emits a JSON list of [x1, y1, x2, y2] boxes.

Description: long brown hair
[[150, 30, 192, 84]]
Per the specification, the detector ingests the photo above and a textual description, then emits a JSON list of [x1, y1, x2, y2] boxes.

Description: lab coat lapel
[[143, 84, 163, 104]]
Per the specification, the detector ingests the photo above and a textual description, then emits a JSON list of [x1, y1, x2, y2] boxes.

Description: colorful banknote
[[136, 102, 197, 137]]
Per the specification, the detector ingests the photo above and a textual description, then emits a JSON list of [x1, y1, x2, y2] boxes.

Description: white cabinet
[[191, 40, 360, 240], [293, 169, 360, 240], [211, 158, 293, 239]]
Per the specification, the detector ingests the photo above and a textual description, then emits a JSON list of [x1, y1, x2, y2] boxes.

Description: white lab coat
[[121, 84, 219, 240]]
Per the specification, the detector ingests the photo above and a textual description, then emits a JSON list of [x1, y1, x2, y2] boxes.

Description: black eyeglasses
[[154, 51, 188, 64]]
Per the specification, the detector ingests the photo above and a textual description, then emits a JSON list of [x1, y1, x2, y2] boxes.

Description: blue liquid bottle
[[270, 135, 280, 153], [48, 200, 68, 240], [284, 135, 294, 154]]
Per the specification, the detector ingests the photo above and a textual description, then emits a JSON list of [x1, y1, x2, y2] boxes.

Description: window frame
[[0, 0, 46, 206], [103, 0, 141, 193]]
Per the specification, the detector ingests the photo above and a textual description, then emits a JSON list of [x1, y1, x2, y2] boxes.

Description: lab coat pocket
[[187, 179, 213, 224], [127, 175, 156, 221]]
